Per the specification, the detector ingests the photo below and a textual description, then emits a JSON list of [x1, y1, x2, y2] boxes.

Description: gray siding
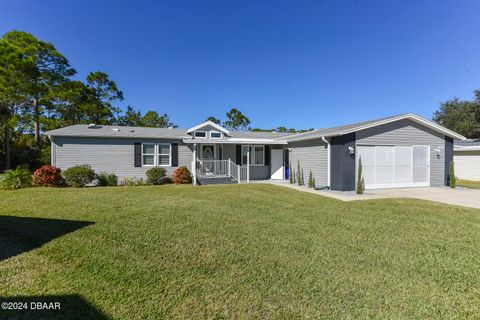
[[356, 119, 446, 187], [330, 133, 356, 191], [445, 137, 453, 186], [52, 137, 192, 180], [288, 138, 328, 186]]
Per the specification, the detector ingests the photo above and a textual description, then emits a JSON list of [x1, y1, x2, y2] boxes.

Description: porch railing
[[196, 159, 247, 183]]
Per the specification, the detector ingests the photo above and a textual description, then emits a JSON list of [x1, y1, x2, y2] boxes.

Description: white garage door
[[357, 145, 430, 189]]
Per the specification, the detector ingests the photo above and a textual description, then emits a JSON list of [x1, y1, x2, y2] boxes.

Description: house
[[44, 113, 466, 190], [454, 139, 480, 181]]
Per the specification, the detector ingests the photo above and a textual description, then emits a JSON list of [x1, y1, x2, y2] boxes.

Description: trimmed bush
[[63, 164, 96, 187], [33, 165, 64, 187], [308, 169, 314, 188], [0, 166, 32, 190], [289, 161, 293, 184], [449, 160, 456, 188], [146, 167, 167, 185], [121, 177, 147, 186], [356, 157, 364, 194], [172, 166, 192, 184], [97, 172, 118, 186]]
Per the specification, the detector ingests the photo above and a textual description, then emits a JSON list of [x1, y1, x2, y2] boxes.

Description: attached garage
[[454, 140, 480, 181], [357, 145, 430, 189]]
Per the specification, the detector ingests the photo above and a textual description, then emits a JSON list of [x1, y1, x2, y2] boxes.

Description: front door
[[201, 145, 215, 172], [271, 149, 284, 180]]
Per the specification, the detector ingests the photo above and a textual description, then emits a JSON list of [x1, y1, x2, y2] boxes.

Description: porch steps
[[197, 177, 238, 185]]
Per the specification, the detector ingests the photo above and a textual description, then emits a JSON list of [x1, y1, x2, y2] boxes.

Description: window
[[194, 131, 206, 138], [254, 146, 264, 165], [142, 143, 171, 167], [142, 144, 155, 166], [158, 143, 171, 166], [210, 131, 222, 139], [241, 146, 252, 166]]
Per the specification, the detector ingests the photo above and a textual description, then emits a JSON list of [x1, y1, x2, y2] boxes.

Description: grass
[[1, 184, 480, 319], [457, 179, 480, 189]]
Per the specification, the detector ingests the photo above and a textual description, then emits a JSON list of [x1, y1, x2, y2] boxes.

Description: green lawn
[[457, 179, 480, 189], [1, 184, 480, 319]]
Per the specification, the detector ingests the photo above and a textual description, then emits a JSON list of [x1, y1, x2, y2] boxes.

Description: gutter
[[321, 136, 331, 188]]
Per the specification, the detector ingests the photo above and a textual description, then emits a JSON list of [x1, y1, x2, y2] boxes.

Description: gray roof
[[45, 113, 465, 142], [44, 124, 295, 140], [284, 113, 465, 141], [455, 139, 480, 146], [44, 124, 189, 139]]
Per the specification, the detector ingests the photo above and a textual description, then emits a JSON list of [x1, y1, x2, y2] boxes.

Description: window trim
[[142, 143, 156, 167], [253, 145, 265, 166], [241, 145, 265, 166], [194, 131, 207, 138], [210, 131, 222, 139], [141, 143, 172, 167], [157, 143, 172, 167]]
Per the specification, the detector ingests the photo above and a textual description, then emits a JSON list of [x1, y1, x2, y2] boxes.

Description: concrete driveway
[[264, 181, 480, 209]]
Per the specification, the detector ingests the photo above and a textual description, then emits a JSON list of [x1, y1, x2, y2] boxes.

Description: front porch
[[189, 143, 288, 185]]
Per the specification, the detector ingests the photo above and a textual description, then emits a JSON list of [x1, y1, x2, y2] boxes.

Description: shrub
[[121, 176, 147, 186], [289, 161, 293, 184], [356, 157, 364, 194], [449, 160, 456, 188], [172, 166, 192, 184], [308, 169, 314, 188], [63, 164, 96, 187], [0, 166, 32, 190], [97, 172, 118, 186], [297, 160, 303, 186], [33, 165, 64, 187], [146, 167, 167, 185]]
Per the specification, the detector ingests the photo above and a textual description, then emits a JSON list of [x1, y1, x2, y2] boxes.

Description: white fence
[[196, 159, 248, 183]]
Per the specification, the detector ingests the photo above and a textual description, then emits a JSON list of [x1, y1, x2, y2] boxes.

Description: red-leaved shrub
[[33, 165, 64, 187], [172, 166, 192, 184]]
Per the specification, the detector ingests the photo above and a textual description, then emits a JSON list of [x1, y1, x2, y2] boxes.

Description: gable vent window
[[194, 131, 206, 138], [210, 131, 222, 139]]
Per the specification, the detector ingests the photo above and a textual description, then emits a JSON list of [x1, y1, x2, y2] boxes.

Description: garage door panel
[[357, 145, 429, 189]]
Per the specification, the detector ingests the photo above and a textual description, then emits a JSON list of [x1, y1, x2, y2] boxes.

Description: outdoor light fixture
[[435, 147, 442, 157], [348, 146, 355, 155]]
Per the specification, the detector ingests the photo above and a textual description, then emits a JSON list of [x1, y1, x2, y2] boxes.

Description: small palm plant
[[0, 166, 32, 190]]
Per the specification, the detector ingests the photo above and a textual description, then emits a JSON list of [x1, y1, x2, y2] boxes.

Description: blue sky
[[2, 0, 479, 129]]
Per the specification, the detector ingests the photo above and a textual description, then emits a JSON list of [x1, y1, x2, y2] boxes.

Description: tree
[[83, 71, 123, 125], [224, 108, 250, 131], [356, 157, 364, 194], [142, 111, 176, 128], [117, 106, 143, 126], [205, 116, 221, 124], [2, 30, 76, 146], [433, 90, 480, 138], [0, 39, 31, 169]]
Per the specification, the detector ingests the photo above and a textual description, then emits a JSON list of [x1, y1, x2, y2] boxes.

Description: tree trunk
[[4, 112, 11, 170], [33, 97, 40, 147]]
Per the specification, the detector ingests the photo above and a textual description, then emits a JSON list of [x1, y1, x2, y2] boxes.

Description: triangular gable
[[186, 120, 230, 134]]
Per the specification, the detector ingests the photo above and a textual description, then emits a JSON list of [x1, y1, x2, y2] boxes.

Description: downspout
[[321, 136, 330, 188]]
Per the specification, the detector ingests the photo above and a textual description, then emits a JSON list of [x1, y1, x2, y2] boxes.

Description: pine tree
[[308, 170, 313, 188], [356, 156, 364, 194], [449, 160, 456, 188]]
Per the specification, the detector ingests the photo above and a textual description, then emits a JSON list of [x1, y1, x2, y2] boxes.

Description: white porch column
[[192, 143, 197, 186], [247, 144, 250, 183]]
